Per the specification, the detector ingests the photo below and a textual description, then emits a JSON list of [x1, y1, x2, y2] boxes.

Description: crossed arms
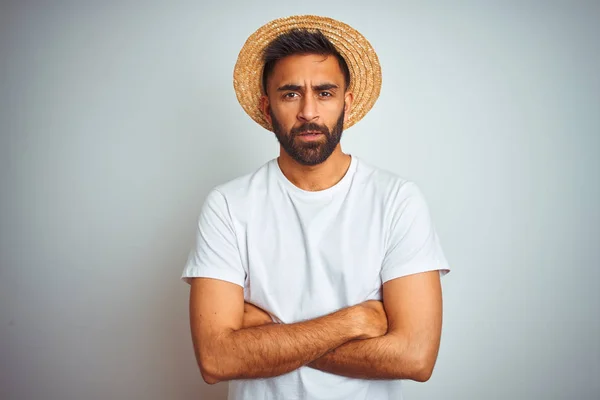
[[188, 270, 443, 384]]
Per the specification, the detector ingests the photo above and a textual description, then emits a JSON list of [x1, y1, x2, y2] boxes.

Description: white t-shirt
[[182, 155, 450, 400]]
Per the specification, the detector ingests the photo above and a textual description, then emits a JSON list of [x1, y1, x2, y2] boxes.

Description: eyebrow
[[277, 83, 339, 92]]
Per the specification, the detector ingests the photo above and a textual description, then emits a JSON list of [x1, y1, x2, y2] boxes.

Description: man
[[182, 15, 451, 400]]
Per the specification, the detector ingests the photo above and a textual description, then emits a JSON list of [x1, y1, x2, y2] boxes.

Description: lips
[[298, 131, 323, 136], [295, 130, 325, 142]]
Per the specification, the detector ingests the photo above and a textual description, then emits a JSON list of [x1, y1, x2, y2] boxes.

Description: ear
[[260, 95, 272, 125], [343, 91, 354, 122]]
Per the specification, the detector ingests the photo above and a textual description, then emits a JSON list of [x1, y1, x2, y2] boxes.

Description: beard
[[270, 108, 345, 166]]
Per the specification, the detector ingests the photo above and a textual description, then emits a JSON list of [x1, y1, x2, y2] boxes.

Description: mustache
[[290, 122, 330, 136]]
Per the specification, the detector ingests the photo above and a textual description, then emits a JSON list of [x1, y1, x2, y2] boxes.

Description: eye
[[319, 91, 332, 97], [284, 92, 299, 99]]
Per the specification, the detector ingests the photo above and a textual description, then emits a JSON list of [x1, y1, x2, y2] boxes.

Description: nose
[[298, 94, 319, 123]]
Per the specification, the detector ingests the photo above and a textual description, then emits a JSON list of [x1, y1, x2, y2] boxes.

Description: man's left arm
[[307, 269, 443, 381], [308, 182, 449, 381]]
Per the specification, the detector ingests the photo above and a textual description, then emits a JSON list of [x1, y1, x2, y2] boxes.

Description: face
[[262, 54, 353, 166]]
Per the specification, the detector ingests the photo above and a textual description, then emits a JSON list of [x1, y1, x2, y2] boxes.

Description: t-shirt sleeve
[[380, 182, 451, 283], [181, 189, 246, 287]]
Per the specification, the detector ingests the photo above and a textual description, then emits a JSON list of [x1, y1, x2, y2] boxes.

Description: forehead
[[269, 54, 345, 86]]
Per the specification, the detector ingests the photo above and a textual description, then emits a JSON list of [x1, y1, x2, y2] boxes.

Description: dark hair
[[261, 29, 351, 95]]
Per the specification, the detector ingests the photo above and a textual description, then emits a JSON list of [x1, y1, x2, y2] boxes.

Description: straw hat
[[233, 15, 382, 131]]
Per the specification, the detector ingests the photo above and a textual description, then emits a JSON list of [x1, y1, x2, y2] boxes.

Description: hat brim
[[233, 15, 382, 131]]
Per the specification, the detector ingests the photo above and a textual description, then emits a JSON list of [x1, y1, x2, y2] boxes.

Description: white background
[[1, 1, 599, 399]]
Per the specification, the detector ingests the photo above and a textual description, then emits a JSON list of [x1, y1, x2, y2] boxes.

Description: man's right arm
[[189, 277, 386, 384]]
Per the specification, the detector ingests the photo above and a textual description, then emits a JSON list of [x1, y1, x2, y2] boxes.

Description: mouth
[[298, 131, 323, 136], [296, 130, 324, 142]]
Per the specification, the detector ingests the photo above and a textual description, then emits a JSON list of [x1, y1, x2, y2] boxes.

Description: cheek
[[271, 104, 298, 123], [324, 102, 346, 120]]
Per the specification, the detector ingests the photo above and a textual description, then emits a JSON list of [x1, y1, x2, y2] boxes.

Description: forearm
[[307, 332, 429, 381], [202, 307, 362, 383]]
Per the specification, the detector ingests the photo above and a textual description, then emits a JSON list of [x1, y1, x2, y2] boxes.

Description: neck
[[277, 146, 352, 192]]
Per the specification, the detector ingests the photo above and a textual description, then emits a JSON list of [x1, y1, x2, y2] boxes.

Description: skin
[[261, 53, 354, 192], [242, 271, 443, 381], [189, 53, 444, 384], [191, 279, 387, 384]]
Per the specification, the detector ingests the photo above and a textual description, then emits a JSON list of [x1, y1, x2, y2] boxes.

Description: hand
[[355, 300, 388, 340], [242, 302, 273, 329]]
